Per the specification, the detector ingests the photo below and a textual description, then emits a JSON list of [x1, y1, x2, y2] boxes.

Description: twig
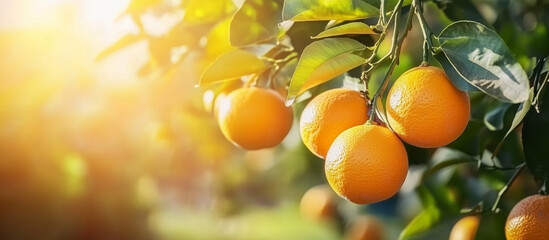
[[491, 163, 526, 213]]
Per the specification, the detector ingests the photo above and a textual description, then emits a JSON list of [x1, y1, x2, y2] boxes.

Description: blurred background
[[0, 0, 546, 239], [0, 0, 382, 239]]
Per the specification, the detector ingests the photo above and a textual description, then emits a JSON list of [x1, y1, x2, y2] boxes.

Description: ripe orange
[[325, 124, 408, 204], [386, 66, 470, 148], [218, 87, 293, 150], [299, 185, 337, 221], [505, 194, 549, 240], [449, 215, 480, 240], [300, 88, 368, 158], [344, 215, 384, 240]]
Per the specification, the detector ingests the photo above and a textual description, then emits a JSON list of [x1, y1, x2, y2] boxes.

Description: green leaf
[[385, 0, 413, 9], [399, 206, 441, 240], [286, 38, 366, 105], [285, 21, 329, 53], [522, 84, 549, 181], [282, 0, 378, 21], [199, 49, 267, 85], [434, 53, 477, 92], [311, 22, 376, 39], [230, 0, 282, 47], [96, 34, 146, 61], [438, 20, 529, 103]]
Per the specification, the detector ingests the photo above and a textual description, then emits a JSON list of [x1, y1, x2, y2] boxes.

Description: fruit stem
[[490, 163, 526, 213], [413, 0, 434, 62], [368, 2, 416, 123], [360, 73, 370, 100]]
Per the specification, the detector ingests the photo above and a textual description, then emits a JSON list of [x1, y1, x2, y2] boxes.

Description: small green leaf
[[522, 84, 549, 181], [282, 0, 378, 21], [96, 34, 146, 61], [438, 20, 529, 103], [199, 49, 266, 85], [286, 38, 366, 105], [399, 206, 441, 240], [230, 0, 282, 47], [311, 22, 376, 39]]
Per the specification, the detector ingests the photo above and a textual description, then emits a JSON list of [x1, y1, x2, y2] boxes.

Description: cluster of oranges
[[205, 65, 471, 204], [301, 65, 470, 204]]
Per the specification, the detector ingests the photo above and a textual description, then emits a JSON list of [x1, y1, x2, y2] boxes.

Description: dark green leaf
[[434, 53, 477, 92], [285, 21, 329, 53], [282, 0, 378, 21], [230, 0, 282, 47], [522, 83, 549, 181], [286, 38, 366, 105], [311, 22, 376, 39], [96, 34, 146, 61], [438, 20, 529, 103]]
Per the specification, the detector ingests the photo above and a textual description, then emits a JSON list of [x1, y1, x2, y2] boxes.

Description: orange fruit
[[505, 194, 549, 240], [344, 215, 384, 240], [300, 88, 369, 158], [449, 215, 480, 240], [325, 124, 408, 204], [218, 87, 293, 150], [299, 185, 337, 221], [386, 66, 470, 148]]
